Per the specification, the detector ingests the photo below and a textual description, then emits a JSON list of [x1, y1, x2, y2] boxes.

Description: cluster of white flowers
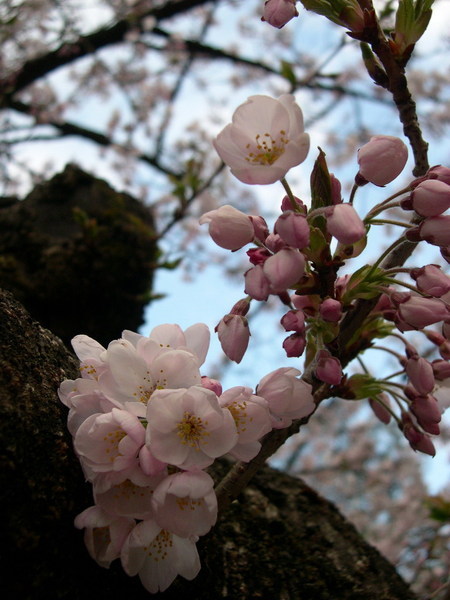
[[59, 323, 315, 593]]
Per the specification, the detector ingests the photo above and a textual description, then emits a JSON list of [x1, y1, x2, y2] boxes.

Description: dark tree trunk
[[0, 289, 417, 600], [0, 165, 158, 347]]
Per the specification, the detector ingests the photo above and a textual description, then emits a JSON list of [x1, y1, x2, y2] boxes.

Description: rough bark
[[0, 165, 158, 347], [0, 289, 417, 600]]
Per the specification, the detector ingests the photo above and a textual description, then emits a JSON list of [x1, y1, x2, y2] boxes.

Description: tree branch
[[7, 99, 182, 178], [0, 0, 219, 101], [359, 2, 429, 175]]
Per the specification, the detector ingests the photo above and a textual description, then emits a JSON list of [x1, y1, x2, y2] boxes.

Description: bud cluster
[[205, 94, 450, 460]]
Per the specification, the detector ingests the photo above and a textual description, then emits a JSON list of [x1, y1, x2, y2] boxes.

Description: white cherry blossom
[[213, 94, 310, 185], [121, 520, 200, 594], [146, 386, 238, 469], [152, 471, 217, 537]]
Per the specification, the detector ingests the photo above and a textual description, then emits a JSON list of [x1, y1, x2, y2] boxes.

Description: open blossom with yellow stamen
[[146, 386, 238, 469], [97, 342, 202, 417], [213, 94, 310, 185], [121, 520, 201, 594], [74, 407, 146, 477], [219, 386, 272, 461], [152, 471, 217, 537]]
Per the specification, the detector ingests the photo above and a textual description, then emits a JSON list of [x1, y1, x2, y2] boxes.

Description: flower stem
[[281, 177, 298, 211], [348, 183, 358, 205], [365, 218, 412, 228]]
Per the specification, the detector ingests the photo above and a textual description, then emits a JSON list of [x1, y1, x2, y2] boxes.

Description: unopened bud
[[262, 0, 298, 29], [356, 135, 408, 187], [282, 332, 306, 357], [315, 349, 342, 385]]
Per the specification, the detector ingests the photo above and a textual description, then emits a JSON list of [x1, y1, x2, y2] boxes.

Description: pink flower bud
[[410, 180, 450, 217], [411, 395, 441, 430], [265, 233, 286, 253], [392, 294, 449, 330], [247, 247, 270, 265], [291, 294, 319, 316], [330, 174, 343, 204], [439, 340, 450, 360], [441, 246, 450, 264], [369, 394, 391, 424], [419, 215, 450, 247], [401, 413, 436, 456], [424, 330, 446, 346], [282, 332, 306, 357], [432, 359, 450, 380], [319, 298, 343, 322], [263, 248, 305, 293], [199, 204, 254, 250], [244, 265, 271, 301], [215, 314, 250, 363], [324, 204, 366, 245], [201, 376, 223, 396], [315, 349, 342, 385], [281, 194, 306, 213], [281, 309, 305, 332], [230, 298, 251, 316], [356, 135, 408, 186], [427, 165, 450, 185], [405, 357, 435, 395], [274, 211, 310, 248], [261, 0, 298, 29], [334, 275, 351, 300], [410, 264, 450, 297], [249, 215, 269, 242]]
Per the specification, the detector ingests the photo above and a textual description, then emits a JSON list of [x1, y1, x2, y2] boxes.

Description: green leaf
[[310, 148, 332, 210], [158, 257, 183, 270], [280, 61, 296, 87], [425, 496, 450, 522], [345, 374, 385, 399], [395, 0, 434, 48]]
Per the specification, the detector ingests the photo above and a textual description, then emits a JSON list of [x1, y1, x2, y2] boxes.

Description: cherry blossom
[[257, 367, 315, 428], [121, 520, 201, 594], [74, 407, 146, 476], [152, 471, 217, 537], [219, 386, 272, 460], [93, 469, 166, 520], [213, 94, 310, 185], [74, 505, 135, 569], [146, 386, 238, 469], [71, 334, 108, 380], [58, 377, 114, 435], [98, 342, 201, 417], [123, 322, 210, 367]]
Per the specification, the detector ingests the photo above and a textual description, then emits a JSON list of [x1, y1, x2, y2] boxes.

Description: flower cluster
[[206, 93, 450, 459], [59, 323, 315, 593]]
